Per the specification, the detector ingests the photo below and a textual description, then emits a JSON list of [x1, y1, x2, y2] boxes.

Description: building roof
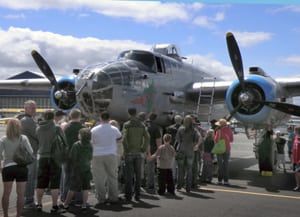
[[7, 71, 45, 80]]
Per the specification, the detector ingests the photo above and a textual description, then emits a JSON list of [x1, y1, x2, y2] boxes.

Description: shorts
[[2, 165, 28, 182], [294, 164, 300, 172], [37, 157, 61, 189], [69, 171, 92, 191]]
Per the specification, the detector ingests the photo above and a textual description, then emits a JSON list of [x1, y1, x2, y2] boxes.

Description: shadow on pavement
[[228, 157, 296, 193]]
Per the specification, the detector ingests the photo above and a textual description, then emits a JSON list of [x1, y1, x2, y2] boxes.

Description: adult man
[[166, 115, 182, 181], [91, 111, 122, 204], [122, 108, 150, 201], [176, 115, 201, 193], [61, 108, 85, 203], [287, 126, 296, 162], [54, 110, 67, 125], [18, 100, 39, 209], [274, 131, 287, 172], [145, 112, 162, 190], [35, 110, 65, 213]]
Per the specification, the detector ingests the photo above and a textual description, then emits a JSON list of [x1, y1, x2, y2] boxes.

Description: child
[[147, 134, 176, 195], [201, 129, 215, 183], [61, 128, 93, 211]]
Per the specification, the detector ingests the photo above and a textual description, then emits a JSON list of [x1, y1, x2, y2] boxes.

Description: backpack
[[51, 126, 68, 165]]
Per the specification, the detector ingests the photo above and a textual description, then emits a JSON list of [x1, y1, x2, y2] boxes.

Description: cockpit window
[[118, 50, 155, 71]]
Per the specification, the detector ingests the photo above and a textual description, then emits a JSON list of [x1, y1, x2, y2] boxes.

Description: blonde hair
[[69, 108, 81, 120], [206, 129, 214, 139], [163, 133, 172, 143], [183, 115, 193, 129], [24, 100, 36, 108], [295, 125, 300, 135], [6, 118, 21, 140]]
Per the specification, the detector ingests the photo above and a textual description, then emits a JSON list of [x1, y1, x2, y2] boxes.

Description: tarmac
[[0, 125, 299, 217]]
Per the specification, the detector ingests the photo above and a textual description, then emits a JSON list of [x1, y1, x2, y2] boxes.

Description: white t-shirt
[[91, 123, 122, 156]]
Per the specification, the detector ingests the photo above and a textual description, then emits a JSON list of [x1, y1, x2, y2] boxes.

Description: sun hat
[[215, 118, 230, 126]]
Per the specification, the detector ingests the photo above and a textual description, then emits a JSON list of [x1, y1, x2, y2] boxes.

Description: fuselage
[[75, 48, 215, 125]]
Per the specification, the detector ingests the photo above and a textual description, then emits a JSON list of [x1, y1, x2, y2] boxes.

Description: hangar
[[0, 71, 51, 116]]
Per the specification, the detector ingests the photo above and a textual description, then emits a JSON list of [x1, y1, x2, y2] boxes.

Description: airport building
[[0, 71, 51, 116]]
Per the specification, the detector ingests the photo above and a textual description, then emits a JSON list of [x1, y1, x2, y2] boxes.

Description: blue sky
[[0, 0, 300, 82]]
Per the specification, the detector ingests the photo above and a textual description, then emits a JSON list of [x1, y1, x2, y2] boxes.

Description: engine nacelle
[[226, 74, 289, 128], [50, 75, 77, 111]]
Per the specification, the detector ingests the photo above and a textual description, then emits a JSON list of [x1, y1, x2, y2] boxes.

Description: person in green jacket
[[122, 108, 150, 201], [61, 128, 93, 211]]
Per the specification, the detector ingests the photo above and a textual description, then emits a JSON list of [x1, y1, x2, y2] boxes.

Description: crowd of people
[[0, 99, 300, 217]]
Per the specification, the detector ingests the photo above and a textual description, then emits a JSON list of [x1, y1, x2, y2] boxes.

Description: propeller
[[31, 50, 58, 89], [31, 50, 76, 109], [256, 100, 300, 117], [226, 32, 300, 120], [225, 32, 246, 120], [226, 32, 245, 91]]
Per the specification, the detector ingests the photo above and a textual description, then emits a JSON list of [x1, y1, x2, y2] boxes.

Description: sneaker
[[293, 186, 300, 191], [134, 195, 140, 201], [50, 205, 63, 214], [24, 203, 36, 209], [36, 204, 42, 212], [224, 182, 230, 186], [59, 204, 69, 210]]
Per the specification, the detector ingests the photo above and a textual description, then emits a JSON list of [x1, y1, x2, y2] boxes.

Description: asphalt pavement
[[0, 125, 299, 217]]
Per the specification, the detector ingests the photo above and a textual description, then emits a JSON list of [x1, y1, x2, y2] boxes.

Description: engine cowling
[[50, 75, 77, 111], [226, 74, 289, 128]]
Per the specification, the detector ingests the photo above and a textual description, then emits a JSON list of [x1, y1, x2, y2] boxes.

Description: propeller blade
[[258, 100, 300, 117], [226, 32, 245, 90], [31, 50, 58, 89], [225, 102, 243, 121]]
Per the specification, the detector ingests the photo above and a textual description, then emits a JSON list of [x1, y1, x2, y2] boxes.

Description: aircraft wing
[[276, 77, 300, 97], [185, 80, 232, 103], [0, 78, 51, 90]]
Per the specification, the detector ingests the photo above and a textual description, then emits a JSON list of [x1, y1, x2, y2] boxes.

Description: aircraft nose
[[76, 66, 113, 118]]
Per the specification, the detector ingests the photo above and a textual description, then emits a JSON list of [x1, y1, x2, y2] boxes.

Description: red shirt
[[292, 136, 300, 164], [214, 126, 234, 151]]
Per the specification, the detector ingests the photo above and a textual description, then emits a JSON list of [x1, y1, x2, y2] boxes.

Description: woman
[[292, 125, 300, 191], [214, 118, 233, 185], [0, 118, 33, 217], [176, 115, 201, 193]]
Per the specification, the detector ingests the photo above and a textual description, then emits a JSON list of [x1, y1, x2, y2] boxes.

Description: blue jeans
[[177, 153, 194, 192], [124, 153, 142, 199], [24, 157, 38, 205], [146, 158, 156, 188], [217, 151, 230, 183], [60, 160, 71, 202]]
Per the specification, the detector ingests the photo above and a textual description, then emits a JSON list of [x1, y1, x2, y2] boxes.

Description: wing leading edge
[[0, 78, 51, 90]]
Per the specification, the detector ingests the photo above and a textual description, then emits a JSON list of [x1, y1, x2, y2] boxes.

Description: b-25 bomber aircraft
[[1, 32, 300, 172]]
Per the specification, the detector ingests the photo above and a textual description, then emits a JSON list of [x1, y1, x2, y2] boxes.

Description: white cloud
[[0, 1, 191, 25], [0, 1, 227, 26], [193, 12, 224, 29], [4, 13, 26, 19], [281, 55, 300, 66], [271, 5, 300, 13], [0, 27, 150, 79], [0, 27, 232, 81], [230, 31, 273, 47], [186, 54, 235, 81]]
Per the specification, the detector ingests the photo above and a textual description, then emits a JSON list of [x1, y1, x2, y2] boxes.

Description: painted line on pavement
[[201, 187, 300, 200]]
